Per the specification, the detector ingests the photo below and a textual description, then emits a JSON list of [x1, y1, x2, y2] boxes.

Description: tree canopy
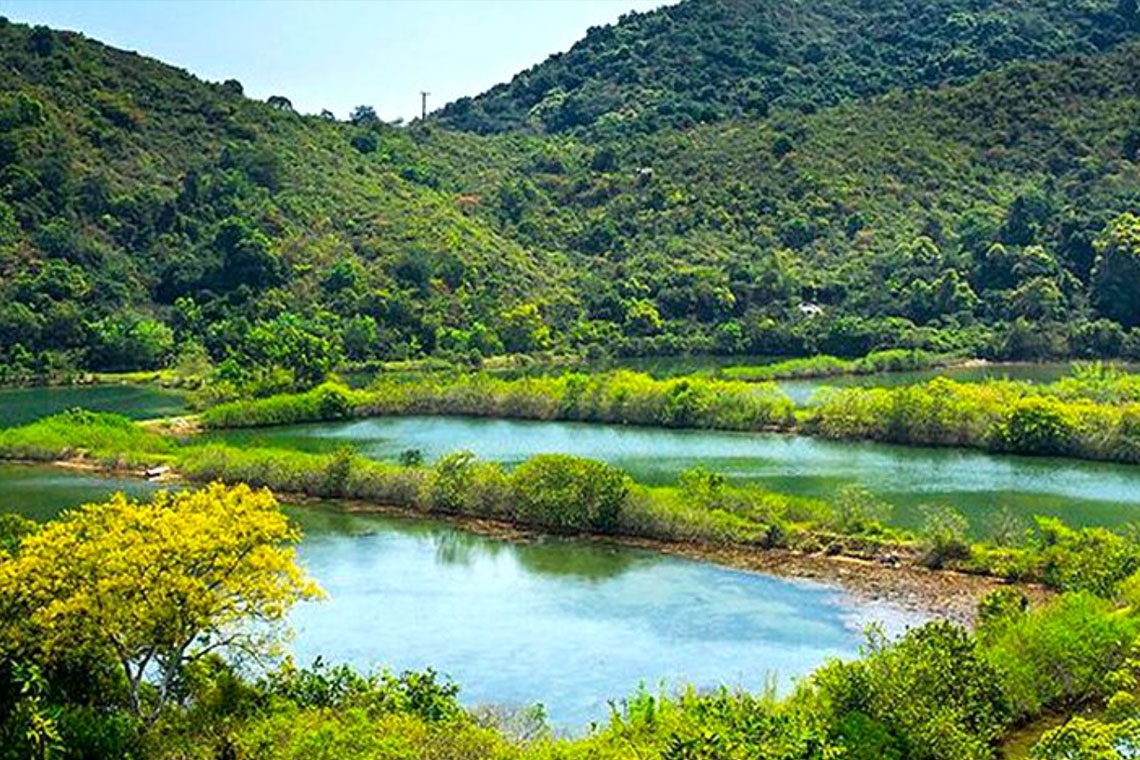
[[0, 483, 321, 722]]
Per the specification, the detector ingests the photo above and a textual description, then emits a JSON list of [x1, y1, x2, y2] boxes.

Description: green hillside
[[3, 7, 1140, 387], [0, 20, 569, 386], [426, 44, 1140, 359], [436, 0, 1140, 135]]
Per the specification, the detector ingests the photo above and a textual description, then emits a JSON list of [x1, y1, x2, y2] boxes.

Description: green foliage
[[831, 486, 893, 535], [1032, 517, 1140, 596], [437, 0, 1138, 135], [265, 659, 464, 724], [990, 396, 1075, 456], [1092, 213, 1140, 328], [806, 622, 1011, 760], [722, 350, 960, 382], [0, 408, 172, 465], [980, 592, 1140, 720], [920, 504, 972, 569], [355, 371, 796, 431], [1, 14, 1140, 378], [88, 313, 175, 372], [0, 514, 38, 556], [201, 383, 360, 428], [810, 375, 1140, 464], [510, 455, 630, 533], [1031, 716, 1140, 760]]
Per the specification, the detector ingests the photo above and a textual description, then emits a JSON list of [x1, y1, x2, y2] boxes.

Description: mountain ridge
[[434, 0, 1140, 135]]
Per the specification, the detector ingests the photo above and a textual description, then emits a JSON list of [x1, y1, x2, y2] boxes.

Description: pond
[[0, 384, 187, 428], [0, 464, 918, 728], [210, 415, 1140, 535]]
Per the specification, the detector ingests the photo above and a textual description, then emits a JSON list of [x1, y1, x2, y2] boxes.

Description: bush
[[981, 593, 1140, 720], [1033, 517, 1140, 596], [201, 383, 360, 428], [990, 396, 1075, 456], [1031, 717, 1140, 760], [807, 621, 1011, 760], [510, 454, 630, 533], [920, 504, 971, 569]]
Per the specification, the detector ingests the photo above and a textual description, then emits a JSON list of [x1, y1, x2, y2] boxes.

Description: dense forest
[[437, 0, 1140, 134], [3, 0, 1140, 390]]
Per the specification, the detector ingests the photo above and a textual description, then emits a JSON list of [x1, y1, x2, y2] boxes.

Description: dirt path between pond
[[13, 458, 1050, 629]]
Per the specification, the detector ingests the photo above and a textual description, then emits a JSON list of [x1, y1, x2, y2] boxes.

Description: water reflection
[[512, 538, 651, 583], [0, 464, 917, 728], [433, 527, 506, 569]]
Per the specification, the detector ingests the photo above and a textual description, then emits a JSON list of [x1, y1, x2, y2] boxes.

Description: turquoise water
[[211, 415, 1140, 534], [0, 384, 187, 428], [288, 507, 911, 726], [0, 464, 914, 727]]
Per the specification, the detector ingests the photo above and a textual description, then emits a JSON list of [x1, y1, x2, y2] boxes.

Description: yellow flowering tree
[[0, 482, 322, 723]]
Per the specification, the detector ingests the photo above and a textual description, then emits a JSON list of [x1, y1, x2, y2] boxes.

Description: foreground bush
[[0, 484, 321, 724], [804, 622, 1011, 760]]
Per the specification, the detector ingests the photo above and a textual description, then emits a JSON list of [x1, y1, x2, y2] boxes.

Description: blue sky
[[0, 0, 669, 121]]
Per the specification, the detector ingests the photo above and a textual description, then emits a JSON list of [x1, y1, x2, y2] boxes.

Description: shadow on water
[[511, 537, 654, 583], [289, 502, 648, 584]]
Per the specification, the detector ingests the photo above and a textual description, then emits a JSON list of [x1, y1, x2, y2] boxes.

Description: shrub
[[1031, 717, 1140, 760], [990, 396, 1075, 456], [982, 593, 1140, 720], [807, 621, 1011, 760], [1033, 517, 1140, 596], [919, 504, 971, 569], [510, 454, 630, 533]]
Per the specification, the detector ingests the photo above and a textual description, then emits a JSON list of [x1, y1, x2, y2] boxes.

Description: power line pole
[[420, 91, 430, 120]]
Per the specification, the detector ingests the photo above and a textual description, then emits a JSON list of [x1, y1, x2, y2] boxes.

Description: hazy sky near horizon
[[0, 0, 669, 121]]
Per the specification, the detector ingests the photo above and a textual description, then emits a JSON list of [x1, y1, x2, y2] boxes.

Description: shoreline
[[323, 495, 1048, 628], [4, 458, 1050, 628]]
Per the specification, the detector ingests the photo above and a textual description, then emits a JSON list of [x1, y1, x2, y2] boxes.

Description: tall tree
[[1091, 213, 1140, 328]]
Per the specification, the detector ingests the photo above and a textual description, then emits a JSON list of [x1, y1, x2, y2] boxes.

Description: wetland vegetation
[[5, 0, 1140, 756]]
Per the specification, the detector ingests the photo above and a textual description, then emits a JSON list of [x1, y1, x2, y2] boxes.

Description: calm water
[[212, 416, 1140, 534], [0, 464, 913, 727], [0, 384, 187, 428], [0, 462, 161, 521]]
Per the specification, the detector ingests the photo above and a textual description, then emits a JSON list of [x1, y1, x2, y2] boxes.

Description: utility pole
[[420, 91, 430, 120]]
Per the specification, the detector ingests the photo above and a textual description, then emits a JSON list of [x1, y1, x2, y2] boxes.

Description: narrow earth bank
[[327, 496, 1049, 628], [17, 457, 1050, 628]]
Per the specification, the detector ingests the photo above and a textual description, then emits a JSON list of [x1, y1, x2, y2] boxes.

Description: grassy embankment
[[199, 363, 1140, 464], [2, 408, 1137, 597], [807, 364, 1140, 463]]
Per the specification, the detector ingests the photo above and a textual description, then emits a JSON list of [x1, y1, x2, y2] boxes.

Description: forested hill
[[436, 0, 1140, 135], [3, 10, 1140, 386], [0, 19, 571, 386], [426, 43, 1140, 359]]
